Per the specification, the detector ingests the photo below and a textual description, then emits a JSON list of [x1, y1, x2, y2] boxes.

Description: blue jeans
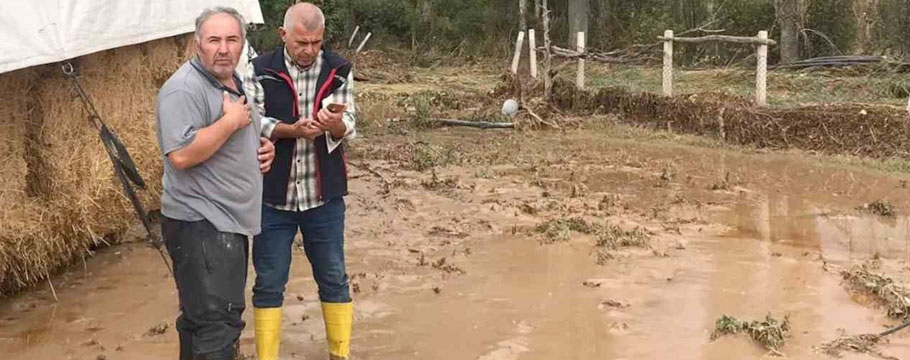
[[252, 198, 349, 308]]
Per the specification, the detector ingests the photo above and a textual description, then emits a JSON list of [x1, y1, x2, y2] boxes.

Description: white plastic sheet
[[0, 0, 264, 74]]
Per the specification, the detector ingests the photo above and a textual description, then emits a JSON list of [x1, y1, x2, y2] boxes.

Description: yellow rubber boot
[[254, 307, 283, 360], [321, 302, 354, 360]]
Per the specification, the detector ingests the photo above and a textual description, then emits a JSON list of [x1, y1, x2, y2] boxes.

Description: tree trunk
[[539, 0, 553, 99], [410, 0, 432, 52], [519, 0, 528, 30], [776, 0, 802, 62], [567, 0, 589, 47], [853, 0, 880, 54]]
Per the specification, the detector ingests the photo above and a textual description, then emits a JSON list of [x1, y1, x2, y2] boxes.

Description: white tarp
[[0, 0, 264, 75]]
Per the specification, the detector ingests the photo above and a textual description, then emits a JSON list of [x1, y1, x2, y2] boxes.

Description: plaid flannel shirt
[[243, 49, 357, 212]]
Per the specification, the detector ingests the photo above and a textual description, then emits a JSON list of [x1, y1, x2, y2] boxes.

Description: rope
[[61, 61, 173, 276]]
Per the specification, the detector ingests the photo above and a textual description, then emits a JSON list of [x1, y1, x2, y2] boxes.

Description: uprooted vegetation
[[857, 200, 896, 217], [816, 331, 898, 360], [534, 217, 651, 264], [534, 217, 593, 244], [841, 264, 910, 319], [564, 83, 910, 159], [822, 263, 910, 359], [491, 71, 910, 159], [711, 314, 791, 355]]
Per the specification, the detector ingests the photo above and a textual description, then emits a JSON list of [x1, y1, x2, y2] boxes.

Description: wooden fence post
[[756, 30, 768, 107], [348, 26, 360, 48], [511, 31, 526, 74], [529, 29, 538, 79], [663, 30, 673, 97], [576, 31, 585, 89], [356, 32, 372, 54]]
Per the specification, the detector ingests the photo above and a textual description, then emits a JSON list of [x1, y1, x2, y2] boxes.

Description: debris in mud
[[670, 194, 686, 204], [433, 286, 442, 294], [431, 257, 466, 275], [115, 345, 124, 352], [663, 225, 682, 235], [816, 332, 895, 360], [534, 217, 650, 251], [857, 200, 895, 217], [145, 322, 169, 337], [87, 325, 104, 332], [582, 279, 605, 288], [417, 253, 428, 266], [711, 314, 791, 354], [599, 300, 629, 309], [534, 217, 593, 244], [301, 314, 310, 322], [841, 264, 910, 319], [594, 223, 650, 250], [404, 141, 462, 172], [655, 168, 673, 187], [652, 250, 670, 257], [709, 172, 734, 191], [296, 294, 305, 301], [83, 338, 100, 347], [421, 170, 460, 191], [96, 355, 107, 360], [598, 195, 622, 211], [596, 249, 615, 265], [570, 182, 589, 198], [352, 282, 361, 294], [427, 226, 469, 239]]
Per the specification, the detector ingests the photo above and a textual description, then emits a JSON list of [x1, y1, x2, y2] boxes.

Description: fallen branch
[[524, 107, 559, 129], [547, 20, 726, 65], [816, 321, 910, 360], [432, 119, 514, 129], [550, 46, 641, 64]]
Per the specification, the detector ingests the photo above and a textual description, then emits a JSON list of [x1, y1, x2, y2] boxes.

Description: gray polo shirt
[[155, 58, 263, 236]]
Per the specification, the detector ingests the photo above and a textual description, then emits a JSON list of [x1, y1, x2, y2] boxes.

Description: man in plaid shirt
[[242, 3, 356, 360]]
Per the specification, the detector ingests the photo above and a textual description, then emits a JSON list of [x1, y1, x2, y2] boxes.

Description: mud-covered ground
[[3, 61, 910, 359]]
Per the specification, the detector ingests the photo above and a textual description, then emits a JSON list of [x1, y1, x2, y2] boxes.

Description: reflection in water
[[722, 191, 910, 263]]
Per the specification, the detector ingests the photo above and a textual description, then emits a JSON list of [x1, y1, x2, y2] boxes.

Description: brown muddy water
[[2, 127, 910, 360]]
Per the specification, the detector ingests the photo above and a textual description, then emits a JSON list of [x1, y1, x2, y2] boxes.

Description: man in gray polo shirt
[[155, 7, 275, 360]]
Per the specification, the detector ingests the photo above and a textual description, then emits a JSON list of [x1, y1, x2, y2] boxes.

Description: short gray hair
[[195, 7, 246, 41], [283, 3, 325, 31]]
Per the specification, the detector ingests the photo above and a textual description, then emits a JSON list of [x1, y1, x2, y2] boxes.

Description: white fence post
[[356, 32, 372, 54], [347, 26, 360, 48], [529, 29, 538, 79], [663, 30, 673, 97], [756, 30, 768, 107], [576, 31, 586, 89], [511, 31, 526, 74]]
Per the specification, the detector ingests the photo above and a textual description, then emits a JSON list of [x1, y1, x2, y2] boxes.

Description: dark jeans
[[252, 198, 349, 308], [162, 217, 249, 360]]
